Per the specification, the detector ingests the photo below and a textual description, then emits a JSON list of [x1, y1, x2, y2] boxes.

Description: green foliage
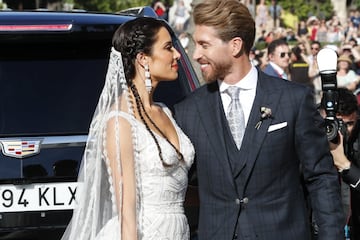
[[72, 0, 333, 19], [117, 0, 152, 11], [349, 0, 360, 9], [278, 0, 334, 21], [74, 0, 153, 12]]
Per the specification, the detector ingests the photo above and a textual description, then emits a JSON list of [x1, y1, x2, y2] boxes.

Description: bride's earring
[[144, 64, 152, 93]]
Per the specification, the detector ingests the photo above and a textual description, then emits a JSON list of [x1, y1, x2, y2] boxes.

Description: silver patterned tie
[[226, 86, 245, 149]]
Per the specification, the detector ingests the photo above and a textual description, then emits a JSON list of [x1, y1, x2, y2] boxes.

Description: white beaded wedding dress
[[61, 48, 195, 240], [96, 107, 195, 240]]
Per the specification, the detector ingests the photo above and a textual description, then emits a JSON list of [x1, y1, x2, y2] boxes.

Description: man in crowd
[[328, 88, 360, 239], [308, 41, 322, 104], [263, 39, 290, 80]]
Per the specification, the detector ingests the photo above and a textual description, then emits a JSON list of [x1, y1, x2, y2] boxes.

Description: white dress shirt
[[218, 66, 258, 127], [269, 61, 288, 80]]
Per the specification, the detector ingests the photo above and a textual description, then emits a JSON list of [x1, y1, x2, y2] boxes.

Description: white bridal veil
[[61, 47, 135, 240]]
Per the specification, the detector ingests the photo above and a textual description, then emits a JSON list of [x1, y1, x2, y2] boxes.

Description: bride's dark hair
[[112, 17, 182, 166], [112, 17, 167, 81]]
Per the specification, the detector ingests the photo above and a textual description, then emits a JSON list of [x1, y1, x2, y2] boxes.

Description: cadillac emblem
[[0, 139, 42, 158]]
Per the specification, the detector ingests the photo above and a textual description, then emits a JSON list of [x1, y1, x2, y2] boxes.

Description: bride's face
[[147, 27, 181, 82]]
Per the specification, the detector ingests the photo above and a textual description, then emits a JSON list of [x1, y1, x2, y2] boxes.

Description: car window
[[0, 34, 111, 136], [0, 28, 198, 136]]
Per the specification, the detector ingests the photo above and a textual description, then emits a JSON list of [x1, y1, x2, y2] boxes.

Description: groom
[[174, 1, 344, 240]]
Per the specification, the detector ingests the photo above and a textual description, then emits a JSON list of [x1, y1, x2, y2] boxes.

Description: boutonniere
[[255, 107, 272, 130]]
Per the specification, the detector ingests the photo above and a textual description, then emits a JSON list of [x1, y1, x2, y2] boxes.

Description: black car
[[0, 7, 200, 239]]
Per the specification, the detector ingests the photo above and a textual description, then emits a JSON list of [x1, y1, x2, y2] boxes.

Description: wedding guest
[[263, 39, 290, 80]]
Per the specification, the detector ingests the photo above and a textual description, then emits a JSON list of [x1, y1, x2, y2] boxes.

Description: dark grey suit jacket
[[174, 69, 344, 240], [263, 63, 281, 79]]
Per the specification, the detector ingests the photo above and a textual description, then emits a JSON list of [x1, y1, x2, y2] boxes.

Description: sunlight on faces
[[193, 25, 233, 83], [148, 27, 180, 82], [337, 112, 358, 138], [270, 45, 290, 69], [310, 43, 321, 57], [338, 60, 350, 69]]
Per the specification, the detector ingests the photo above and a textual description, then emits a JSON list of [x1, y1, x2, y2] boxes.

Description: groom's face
[[192, 25, 232, 83]]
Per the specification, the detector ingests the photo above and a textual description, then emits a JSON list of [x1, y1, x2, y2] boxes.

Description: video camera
[[317, 48, 347, 144]]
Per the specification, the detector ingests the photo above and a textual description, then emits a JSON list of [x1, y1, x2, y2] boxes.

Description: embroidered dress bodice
[[97, 104, 195, 240]]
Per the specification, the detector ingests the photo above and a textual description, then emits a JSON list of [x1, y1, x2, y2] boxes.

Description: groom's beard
[[201, 58, 232, 83]]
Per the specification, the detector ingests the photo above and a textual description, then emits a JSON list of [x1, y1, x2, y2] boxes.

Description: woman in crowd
[[337, 54, 360, 92]]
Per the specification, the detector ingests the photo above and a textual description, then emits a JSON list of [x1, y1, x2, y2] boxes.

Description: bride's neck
[[132, 78, 156, 109]]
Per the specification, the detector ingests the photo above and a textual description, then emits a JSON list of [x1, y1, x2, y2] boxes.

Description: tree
[[279, 0, 334, 21], [348, 0, 360, 9], [74, 0, 152, 12]]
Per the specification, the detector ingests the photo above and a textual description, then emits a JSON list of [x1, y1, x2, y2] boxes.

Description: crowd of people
[[152, 0, 360, 107], [247, 4, 360, 237], [151, 0, 192, 52], [245, 1, 360, 107], [250, 27, 360, 106], [151, 0, 192, 33]]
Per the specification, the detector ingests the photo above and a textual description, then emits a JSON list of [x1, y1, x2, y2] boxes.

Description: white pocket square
[[268, 122, 288, 132]]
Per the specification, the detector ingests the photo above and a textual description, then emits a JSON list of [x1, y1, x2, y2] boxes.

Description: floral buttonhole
[[255, 107, 272, 130]]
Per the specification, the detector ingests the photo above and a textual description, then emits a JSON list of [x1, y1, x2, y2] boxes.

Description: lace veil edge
[[61, 47, 137, 240]]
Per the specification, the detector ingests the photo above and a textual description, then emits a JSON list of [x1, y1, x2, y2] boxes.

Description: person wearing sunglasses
[[307, 41, 322, 104], [263, 38, 290, 80]]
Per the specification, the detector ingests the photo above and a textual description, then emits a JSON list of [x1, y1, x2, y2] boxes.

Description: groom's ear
[[230, 37, 243, 57]]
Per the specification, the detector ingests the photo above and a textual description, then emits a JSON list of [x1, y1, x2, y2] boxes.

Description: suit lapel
[[195, 82, 236, 187], [232, 71, 282, 178]]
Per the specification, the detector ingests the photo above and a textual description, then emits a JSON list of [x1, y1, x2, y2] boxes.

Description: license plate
[[0, 182, 81, 212]]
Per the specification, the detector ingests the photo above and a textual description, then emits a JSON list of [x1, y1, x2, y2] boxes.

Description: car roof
[[0, 6, 158, 25]]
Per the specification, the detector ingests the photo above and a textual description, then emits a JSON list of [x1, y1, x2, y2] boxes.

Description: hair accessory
[[144, 64, 152, 93]]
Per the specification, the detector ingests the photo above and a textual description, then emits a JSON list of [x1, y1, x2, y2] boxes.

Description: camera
[[317, 48, 347, 144], [320, 71, 343, 143], [323, 114, 347, 144]]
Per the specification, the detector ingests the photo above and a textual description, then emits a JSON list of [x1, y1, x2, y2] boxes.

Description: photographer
[[326, 88, 360, 239]]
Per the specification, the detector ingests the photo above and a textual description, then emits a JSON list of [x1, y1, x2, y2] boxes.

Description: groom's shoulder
[[175, 83, 212, 111], [259, 69, 309, 92], [181, 82, 216, 102]]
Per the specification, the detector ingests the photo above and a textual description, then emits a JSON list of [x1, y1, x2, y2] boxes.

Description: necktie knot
[[226, 86, 240, 100]]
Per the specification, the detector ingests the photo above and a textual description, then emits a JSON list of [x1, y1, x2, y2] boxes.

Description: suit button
[[235, 197, 249, 205], [233, 234, 238, 239]]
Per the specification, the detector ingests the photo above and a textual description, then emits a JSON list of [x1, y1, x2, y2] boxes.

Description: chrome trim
[[40, 135, 88, 149]]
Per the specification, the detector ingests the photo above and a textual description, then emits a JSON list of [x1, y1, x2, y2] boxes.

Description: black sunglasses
[[279, 52, 291, 58]]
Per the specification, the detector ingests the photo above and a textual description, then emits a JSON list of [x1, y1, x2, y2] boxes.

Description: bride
[[61, 17, 195, 240]]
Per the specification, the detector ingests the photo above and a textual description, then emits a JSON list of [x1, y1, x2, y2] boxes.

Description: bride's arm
[[106, 115, 137, 240]]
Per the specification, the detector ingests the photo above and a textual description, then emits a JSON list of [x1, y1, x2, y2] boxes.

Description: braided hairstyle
[[112, 17, 181, 166], [113, 17, 168, 81]]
